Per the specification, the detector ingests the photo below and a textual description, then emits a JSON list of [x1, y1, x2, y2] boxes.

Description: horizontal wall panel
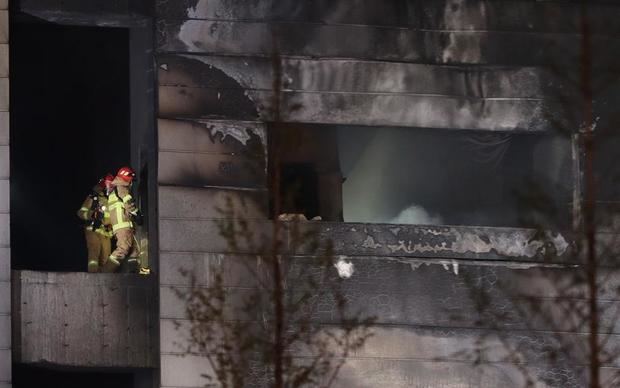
[[159, 87, 558, 131], [159, 346, 606, 388], [159, 257, 620, 334], [160, 219, 225, 253], [298, 222, 572, 262], [288, 255, 620, 302], [266, 90, 556, 131], [0, 180, 8, 213], [158, 186, 267, 221], [0, 315, 10, 349], [158, 219, 620, 265], [160, 285, 256, 322], [158, 118, 265, 156], [158, 84, 258, 120], [159, 219, 273, 254], [0, 213, 8, 246], [157, 54, 555, 99], [0, 282, 7, 314], [156, 0, 620, 35], [334, 358, 602, 388], [0, 146, 8, 178], [0, 11, 6, 44], [0, 45, 7, 78], [0, 350, 9, 383], [160, 219, 581, 262], [159, 286, 185, 320], [161, 353, 213, 388], [0, 319, 7, 354], [158, 151, 265, 188], [0, 79, 7, 112], [19, 0, 131, 14], [160, 253, 265, 288], [157, 19, 620, 66], [0, 249, 8, 282], [0, 112, 7, 146], [162, 252, 620, 301], [162, 319, 620, 369]]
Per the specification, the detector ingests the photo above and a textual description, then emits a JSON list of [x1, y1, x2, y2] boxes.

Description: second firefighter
[[108, 166, 140, 271], [77, 174, 114, 273]]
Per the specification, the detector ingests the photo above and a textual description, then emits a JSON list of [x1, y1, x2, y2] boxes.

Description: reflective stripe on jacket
[[108, 185, 135, 232]]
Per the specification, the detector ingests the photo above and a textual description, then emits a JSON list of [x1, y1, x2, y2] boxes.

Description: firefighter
[[77, 174, 114, 273], [107, 166, 140, 272]]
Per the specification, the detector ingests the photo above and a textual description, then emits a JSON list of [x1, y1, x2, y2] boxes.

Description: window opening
[[270, 124, 572, 229]]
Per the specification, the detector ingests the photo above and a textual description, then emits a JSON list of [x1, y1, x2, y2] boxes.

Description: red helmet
[[116, 166, 135, 182], [98, 173, 115, 188]]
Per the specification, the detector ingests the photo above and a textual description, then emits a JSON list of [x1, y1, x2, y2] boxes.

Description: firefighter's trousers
[[84, 229, 111, 273], [109, 228, 140, 270]]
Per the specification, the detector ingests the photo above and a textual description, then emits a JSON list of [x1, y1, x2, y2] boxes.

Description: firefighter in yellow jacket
[[77, 174, 114, 273], [108, 166, 140, 271]]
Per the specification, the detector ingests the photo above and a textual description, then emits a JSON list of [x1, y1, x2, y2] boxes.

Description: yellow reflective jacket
[[108, 179, 137, 233], [77, 186, 112, 237]]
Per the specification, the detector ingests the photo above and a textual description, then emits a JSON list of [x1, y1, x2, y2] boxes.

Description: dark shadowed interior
[[10, 19, 129, 271], [12, 364, 134, 388]]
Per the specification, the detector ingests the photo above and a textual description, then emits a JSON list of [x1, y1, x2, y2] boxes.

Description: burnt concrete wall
[[156, 121, 268, 386], [12, 271, 157, 368], [156, 0, 620, 131], [155, 1, 620, 387], [17, 0, 152, 27], [0, 1, 9, 386]]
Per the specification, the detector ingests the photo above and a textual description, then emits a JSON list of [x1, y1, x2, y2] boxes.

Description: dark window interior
[[280, 163, 320, 219], [269, 124, 343, 221], [10, 18, 130, 271]]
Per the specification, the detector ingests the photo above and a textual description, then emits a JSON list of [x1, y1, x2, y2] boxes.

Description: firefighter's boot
[[104, 255, 122, 273], [88, 260, 99, 273]]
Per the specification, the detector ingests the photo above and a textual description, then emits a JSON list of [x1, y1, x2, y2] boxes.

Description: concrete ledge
[[12, 271, 157, 368]]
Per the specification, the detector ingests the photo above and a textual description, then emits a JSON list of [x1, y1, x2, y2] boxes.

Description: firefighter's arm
[[125, 198, 138, 216], [118, 186, 138, 216], [77, 196, 93, 221], [117, 187, 140, 224]]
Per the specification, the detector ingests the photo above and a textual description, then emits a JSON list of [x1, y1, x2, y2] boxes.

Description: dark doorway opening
[[12, 364, 136, 388], [280, 163, 320, 220], [10, 18, 130, 271]]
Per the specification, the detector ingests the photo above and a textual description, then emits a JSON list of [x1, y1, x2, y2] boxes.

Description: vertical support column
[[0, 1, 9, 387], [129, 21, 158, 274], [130, 21, 159, 388]]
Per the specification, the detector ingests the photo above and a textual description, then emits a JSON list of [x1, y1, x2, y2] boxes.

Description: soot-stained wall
[[155, 1, 620, 387]]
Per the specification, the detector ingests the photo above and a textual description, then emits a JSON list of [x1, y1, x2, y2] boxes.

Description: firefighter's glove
[[132, 212, 144, 226]]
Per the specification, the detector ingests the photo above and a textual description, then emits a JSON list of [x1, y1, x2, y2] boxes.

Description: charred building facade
[[2, 0, 620, 387]]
